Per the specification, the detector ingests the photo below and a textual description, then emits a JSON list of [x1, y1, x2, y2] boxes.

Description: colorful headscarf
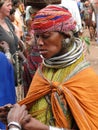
[[32, 5, 76, 34]]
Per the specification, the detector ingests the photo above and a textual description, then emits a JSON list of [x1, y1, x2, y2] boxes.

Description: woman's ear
[[62, 38, 71, 48]]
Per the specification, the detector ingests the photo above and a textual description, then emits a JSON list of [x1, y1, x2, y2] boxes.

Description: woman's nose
[[37, 37, 44, 46], [9, 6, 12, 11]]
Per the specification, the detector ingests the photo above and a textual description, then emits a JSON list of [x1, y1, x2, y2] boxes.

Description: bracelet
[[49, 126, 64, 130], [8, 121, 21, 130], [9, 128, 20, 130]]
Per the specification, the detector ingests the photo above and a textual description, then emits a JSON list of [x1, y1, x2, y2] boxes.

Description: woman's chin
[[42, 54, 52, 59], [40, 53, 51, 59]]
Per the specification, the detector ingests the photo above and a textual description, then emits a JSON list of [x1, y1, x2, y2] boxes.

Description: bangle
[[49, 126, 64, 130], [8, 121, 21, 130], [9, 128, 20, 130]]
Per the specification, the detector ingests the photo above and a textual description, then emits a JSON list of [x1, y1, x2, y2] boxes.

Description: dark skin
[[35, 31, 70, 59], [7, 104, 49, 130]]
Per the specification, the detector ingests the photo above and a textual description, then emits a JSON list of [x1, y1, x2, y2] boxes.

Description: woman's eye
[[35, 35, 40, 41], [36, 35, 39, 38], [42, 35, 50, 39], [35, 33, 50, 39]]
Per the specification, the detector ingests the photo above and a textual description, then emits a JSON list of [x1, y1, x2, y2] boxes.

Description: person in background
[[0, 51, 16, 129], [25, 6, 40, 35], [12, 0, 25, 39], [76, 0, 84, 19], [0, 0, 20, 87], [91, 0, 98, 42], [0, 0, 18, 56], [83, 0, 95, 40], [83, 0, 93, 28], [25, 6, 33, 27], [1, 5, 98, 130], [19, 6, 42, 96], [60, 0, 83, 37], [8, 8, 22, 39], [19, 35, 42, 96]]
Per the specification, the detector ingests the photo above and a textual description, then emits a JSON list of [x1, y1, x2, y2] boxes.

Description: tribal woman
[[1, 5, 98, 130]]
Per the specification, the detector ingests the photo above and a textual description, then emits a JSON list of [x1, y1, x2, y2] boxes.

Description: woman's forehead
[[0, 0, 10, 3], [35, 31, 58, 36], [0, 0, 12, 7], [2, 0, 12, 4]]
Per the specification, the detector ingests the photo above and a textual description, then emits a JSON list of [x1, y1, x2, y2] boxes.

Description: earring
[[62, 38, 70, 48]]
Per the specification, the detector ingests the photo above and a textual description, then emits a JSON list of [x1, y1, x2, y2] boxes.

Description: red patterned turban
[[32, 5, 76, 34]]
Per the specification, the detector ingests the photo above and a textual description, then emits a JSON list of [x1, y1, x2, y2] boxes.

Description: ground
[[83, 29, 98, 74], [86, 43, 98, 74]]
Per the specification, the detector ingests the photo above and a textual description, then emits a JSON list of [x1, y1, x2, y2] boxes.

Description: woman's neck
[[0, 19, 5, 24], [0, 14, 5, 24]]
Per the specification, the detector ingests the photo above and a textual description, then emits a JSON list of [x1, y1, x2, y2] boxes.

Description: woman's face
[[36, 32, 64, 59], [0, 0, 12, 17]]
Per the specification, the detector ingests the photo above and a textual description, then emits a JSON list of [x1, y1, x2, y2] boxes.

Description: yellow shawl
[[19, 66, 98, 130]]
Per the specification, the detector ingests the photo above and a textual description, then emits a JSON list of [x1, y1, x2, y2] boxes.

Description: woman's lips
[[39, 49, 48, 55]]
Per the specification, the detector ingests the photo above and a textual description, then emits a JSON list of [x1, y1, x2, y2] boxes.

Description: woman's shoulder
[[5, 17, 15, 31]]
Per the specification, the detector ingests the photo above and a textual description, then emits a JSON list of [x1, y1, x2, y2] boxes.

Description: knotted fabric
[[19, 65, 98, 130]]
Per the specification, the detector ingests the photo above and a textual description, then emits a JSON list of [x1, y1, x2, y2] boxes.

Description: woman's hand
[[0, 104, 13, 124], [7, 104, 31, 126], [7, 103, 49, 130]]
